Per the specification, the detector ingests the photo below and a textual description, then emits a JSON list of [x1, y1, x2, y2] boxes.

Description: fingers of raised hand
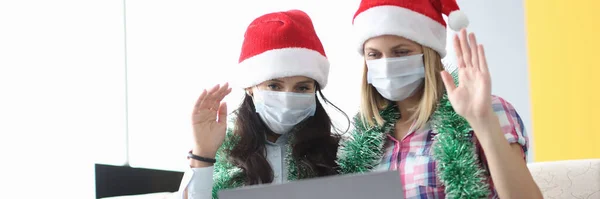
[[210, 84, 232, 112], [477, 44, 489, 73], [455, 29, 489, 74], [213, 84, 232, 107], [453, 34, 466, 68], [217, 102, 228, 123], [205, 83, 231, 110], [194, 89, 208, 112], [194, 83, 231, 113], [468, 32, 479, 70], [459, 29, 472, 67]]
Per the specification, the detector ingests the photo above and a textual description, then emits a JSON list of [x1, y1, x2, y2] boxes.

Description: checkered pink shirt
[[372, 96, 529, 199]]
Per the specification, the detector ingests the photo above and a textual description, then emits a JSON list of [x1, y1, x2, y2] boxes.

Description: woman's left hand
[[441, 29, 494, 122]]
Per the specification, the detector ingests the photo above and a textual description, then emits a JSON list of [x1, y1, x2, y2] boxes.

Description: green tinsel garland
[[432, 94, 489, 198], [210, 128, 302, 199], [337, 70, 490, 198], [210, 128, 242, 199], [336, 106, 399, 174], [431, 70, 489, 198]]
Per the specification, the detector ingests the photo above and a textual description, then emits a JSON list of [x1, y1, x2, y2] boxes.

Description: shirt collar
[[265, 132, 289, 146]]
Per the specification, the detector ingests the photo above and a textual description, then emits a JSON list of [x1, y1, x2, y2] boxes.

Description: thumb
[[217, 102, 227, 123], [440, 71, 457, 93]]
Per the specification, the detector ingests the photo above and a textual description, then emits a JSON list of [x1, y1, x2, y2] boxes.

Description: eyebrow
[[295, 80, 314, 85], [391, 44, 410, 49], [365, 44, 410, 52], [267, 79, 284, 83], [267, 79, 314, 85]]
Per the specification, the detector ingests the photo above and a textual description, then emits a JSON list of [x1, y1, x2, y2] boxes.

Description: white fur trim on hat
[[353, 6, 448, 57], [233, 48, 330, 89]]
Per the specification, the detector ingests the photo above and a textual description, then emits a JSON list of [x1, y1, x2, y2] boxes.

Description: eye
[[295, 84, 313, 92], [367, 52, 380, 58], [395, 49, 411, 56], [267, 83, 281, 90], [298, 86, 309, 91]]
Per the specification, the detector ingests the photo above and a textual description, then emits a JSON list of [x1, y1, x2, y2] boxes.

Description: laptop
[[218, 170, 405, 199]]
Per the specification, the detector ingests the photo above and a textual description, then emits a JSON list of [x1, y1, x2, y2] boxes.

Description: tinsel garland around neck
[[337, 71, 490, 198], [210, 128, 304, 199]]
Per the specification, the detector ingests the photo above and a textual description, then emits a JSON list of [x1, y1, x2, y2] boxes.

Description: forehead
[[265, 76, 315, 83], [364, 35, 417, 49]]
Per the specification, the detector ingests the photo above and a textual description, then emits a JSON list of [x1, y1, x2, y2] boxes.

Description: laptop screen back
[[218, 170, 404, 199]]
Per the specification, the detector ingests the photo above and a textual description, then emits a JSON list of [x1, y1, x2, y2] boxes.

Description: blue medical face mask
[[251, 89, 316, 134], [366, 54, 425, 101]]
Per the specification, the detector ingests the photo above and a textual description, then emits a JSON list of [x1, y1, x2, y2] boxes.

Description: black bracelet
[[187, 151, 216, 164]]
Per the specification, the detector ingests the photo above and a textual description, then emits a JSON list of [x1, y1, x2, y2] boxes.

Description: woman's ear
[[245, 88, 253, 96]]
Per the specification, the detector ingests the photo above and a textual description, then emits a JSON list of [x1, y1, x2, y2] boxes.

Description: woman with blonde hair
[[336, 0, 542, 198]]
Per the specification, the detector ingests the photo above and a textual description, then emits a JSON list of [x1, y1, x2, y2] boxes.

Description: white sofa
[[528, 159, 600, 199], [103, 159, 600, 199]]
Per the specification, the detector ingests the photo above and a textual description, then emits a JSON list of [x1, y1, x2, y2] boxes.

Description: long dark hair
[[227, 84, 346, 185]]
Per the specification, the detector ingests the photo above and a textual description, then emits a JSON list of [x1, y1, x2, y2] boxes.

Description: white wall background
[[0, 0, 533, 197], [0, 0, 126, 198]]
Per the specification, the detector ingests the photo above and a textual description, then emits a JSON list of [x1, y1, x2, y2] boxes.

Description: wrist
[[465, 110, 497, 129], [189, 158, 214, 168], [189, 147, 217, 168], [192, 146, 217, 159], [467, 112, 504, 140]]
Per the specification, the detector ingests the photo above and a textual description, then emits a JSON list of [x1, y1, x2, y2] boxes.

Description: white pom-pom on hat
[[448, 10, 469, 31], [440, 0, 469, 31]]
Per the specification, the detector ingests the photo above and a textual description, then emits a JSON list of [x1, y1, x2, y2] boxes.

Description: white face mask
[[366, 54, 425, 101], [252, 89, 317, 134]]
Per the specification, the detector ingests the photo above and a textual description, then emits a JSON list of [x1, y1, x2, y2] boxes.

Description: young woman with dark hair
[[177, 9, 347, 199]]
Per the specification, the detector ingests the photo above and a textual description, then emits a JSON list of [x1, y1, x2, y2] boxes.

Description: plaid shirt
[[372, 96, 529, 199]]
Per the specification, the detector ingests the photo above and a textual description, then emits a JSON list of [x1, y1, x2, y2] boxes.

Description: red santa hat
[[352, 0, 469, 57], [235, 10, 330, 89]]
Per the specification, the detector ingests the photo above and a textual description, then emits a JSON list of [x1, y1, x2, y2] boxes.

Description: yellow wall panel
[[525, 0, 600, 161]]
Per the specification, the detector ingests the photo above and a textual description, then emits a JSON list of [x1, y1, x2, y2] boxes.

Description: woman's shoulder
[[488, 95, 529, 152], [490, 95, 517, 110], [489, 95, 524, 127]]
